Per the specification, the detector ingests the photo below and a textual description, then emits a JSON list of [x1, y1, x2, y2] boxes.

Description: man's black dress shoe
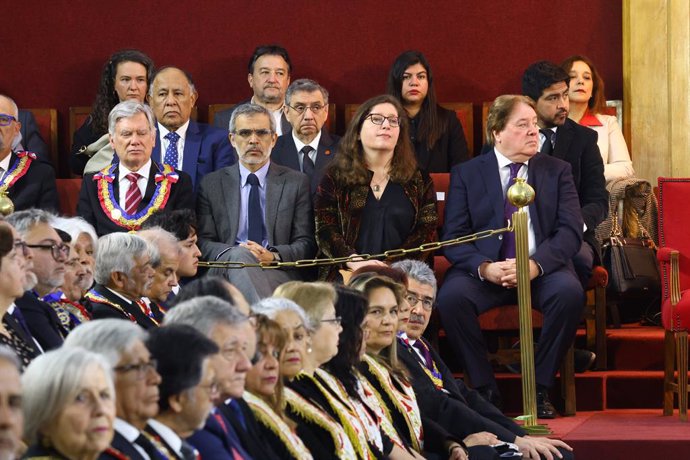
[[536, 388, 557, 419], [574, 349, 596, 373]]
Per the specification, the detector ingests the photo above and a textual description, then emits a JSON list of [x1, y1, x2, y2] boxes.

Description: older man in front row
[[197, 103, 316, 303], [77, 101, 194, 236], [393, 260, 574, 460], [82, 233, 160, 329]]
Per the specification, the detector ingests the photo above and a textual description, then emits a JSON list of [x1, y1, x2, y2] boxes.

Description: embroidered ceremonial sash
[[93, 163, 178, 231], [84, 288, 137, 323], [0, 151, 35, 193], [284, 387, 357, 460], [243, 391, 313, 460]]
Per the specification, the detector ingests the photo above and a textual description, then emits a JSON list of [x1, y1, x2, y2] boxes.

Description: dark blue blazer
[[270, 129, 340, 194], [442, 151, 583, 277], [152, 120, 235, 190], [187, 412, 253, 460]]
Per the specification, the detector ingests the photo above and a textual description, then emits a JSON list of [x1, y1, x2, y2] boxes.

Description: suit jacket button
[[498, 235, 503, 240]]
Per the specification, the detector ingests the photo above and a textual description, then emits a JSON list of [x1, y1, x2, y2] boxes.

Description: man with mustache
[[522, 61, 608, 291], [213, 45, 293, 136], [271, 79, 340, 194], [83, 232, 160, 329], [148, 67, 235, 190], [393, 259, 574, 460], [197, 104, 316, 304]]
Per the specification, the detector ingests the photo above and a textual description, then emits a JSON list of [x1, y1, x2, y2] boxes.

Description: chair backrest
[[209, 103, 335, 133], [69, 106, 92, 144], [57, 178, 83, 216], [26, 108, 58, 166], [657, 177, 690, 296]]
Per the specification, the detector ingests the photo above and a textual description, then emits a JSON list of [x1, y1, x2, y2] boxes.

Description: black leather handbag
[[602, 215, 660, 323]]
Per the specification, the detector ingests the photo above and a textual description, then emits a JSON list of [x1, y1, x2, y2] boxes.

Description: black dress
[[355, 183, 415, 255], [409, 105, 469, 173]]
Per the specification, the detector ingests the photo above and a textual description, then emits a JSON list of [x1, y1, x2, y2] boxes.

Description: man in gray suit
[[197, 103, 316, 303]]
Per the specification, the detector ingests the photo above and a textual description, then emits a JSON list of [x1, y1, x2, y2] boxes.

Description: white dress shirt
[[118, 160, 152, 208], [292, 131, 321, 171]]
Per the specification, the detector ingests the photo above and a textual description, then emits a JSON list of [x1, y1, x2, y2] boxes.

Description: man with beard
[[213, 45, 293, 136], [6, 209, 66, 350], [83, 232, 158, 329], [522, 61, 607, 290], [197, 104, 315, 304]]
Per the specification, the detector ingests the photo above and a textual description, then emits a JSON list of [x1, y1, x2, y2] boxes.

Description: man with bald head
[[0, 94, 58, 212], [148, 67, 235, 190]]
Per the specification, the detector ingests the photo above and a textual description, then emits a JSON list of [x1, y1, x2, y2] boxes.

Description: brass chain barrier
[[199, 225, 512, 270]]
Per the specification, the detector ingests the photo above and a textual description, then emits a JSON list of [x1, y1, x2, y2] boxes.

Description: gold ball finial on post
[[0, 192, 15, 217], [507, 177, 535, 210]]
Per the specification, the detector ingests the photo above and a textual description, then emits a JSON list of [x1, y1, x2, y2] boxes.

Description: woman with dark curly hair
[[387, 50, 469, 173], [70, 49, 154, 175], [314, 94, 437, 281]]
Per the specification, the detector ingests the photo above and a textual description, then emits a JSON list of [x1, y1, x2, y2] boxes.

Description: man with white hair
[[165, 296, 274, 459], [83, 232, 158, 328], [138, 227, 181, 316], [0, 94, 58, 212], [77, 100, 194, 236]]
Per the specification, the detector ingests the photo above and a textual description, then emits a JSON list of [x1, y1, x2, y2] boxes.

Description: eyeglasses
[[26, 242, 70, 261], [234, 129, 272, 139], [0, 114, 17, 127], [199, 381, 219, 395], [405, 292, 434, 311], [114, 359, 158, 380], [13, 241, 29, 257], [320, 316, 342, 326], [286, 103, 326, 115], [365, 113, 400, 128]]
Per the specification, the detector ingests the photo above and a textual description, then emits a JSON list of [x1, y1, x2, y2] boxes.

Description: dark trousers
[[437, 266, 584, 390]]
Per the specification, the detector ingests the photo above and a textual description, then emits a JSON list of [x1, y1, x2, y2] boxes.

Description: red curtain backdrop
[[1, 0, 622, 161]]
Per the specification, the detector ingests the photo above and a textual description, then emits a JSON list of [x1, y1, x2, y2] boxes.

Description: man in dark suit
[[213, 45, 292, 136], [393, 258, 575, 460], [271, 79, 340, 194], [197, 103, 316, 304], [146, 325, 219, 460], [83, 232, 161, 329], [6, 209, 67, 350], [77, 101, 194, 236], [148, 67, 235, 190], [15, 109, 50, 166], [522, 61, 608, 288], [0, 95, 58, 213], [138, 227, 180, 316], [437, 95, 585, 419]]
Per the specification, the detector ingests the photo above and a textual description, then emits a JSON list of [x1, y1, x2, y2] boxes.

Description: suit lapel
[[281, 135, 301, 171], [221, 165, 240, 244], [265, 164, 284, 243], [153, 131, 163, 163], [527, 154, 544, 239], [138, 163, 157, 212], [315, 130, 336, 170], [480, 152, 505, 227], [181, 121, 201, 181], [552, 120, 573, 160]]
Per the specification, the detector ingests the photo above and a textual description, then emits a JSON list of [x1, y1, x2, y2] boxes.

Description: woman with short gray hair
[[22, 347, 116, 460]]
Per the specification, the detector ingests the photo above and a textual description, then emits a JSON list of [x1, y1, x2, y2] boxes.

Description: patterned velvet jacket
[[314, 168, 438, 280]]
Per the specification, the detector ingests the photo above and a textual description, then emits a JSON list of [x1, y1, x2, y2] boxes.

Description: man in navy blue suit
[[148, 67, 235, 190], [437, 95, 585, 419]]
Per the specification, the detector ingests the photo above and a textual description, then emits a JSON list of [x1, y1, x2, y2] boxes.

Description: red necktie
[[124, 173, 142, 215]]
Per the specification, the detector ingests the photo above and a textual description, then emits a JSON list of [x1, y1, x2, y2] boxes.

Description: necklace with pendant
[[371, 174, 389, 193]]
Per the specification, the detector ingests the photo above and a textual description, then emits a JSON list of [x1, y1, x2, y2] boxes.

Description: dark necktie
[[164, 132, 181, 169], [540, 128, 555, 155], [246, 173, 264, 244], [500, 162, 524, 260], [412, 340, 433, 370], [134, 433, 165, 460], [300, 145, 315, 178], [124, 173, 142, 215]]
